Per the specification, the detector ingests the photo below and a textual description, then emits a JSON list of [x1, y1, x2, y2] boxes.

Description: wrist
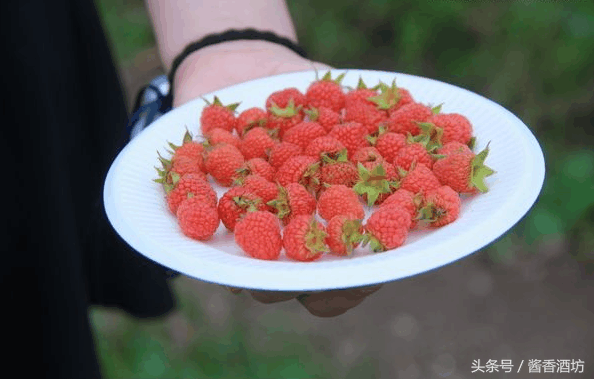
[[172, 40, 315, 107]]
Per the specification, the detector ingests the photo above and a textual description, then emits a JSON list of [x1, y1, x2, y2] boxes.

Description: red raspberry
[[343, 100, 388, 134], [177, 197, 220, 241], [363, 204, 412, 252], [236, 158, 275, 183], [351, 146, 385, 166], [166, 173, 217, 215], [304, 136, 346, 160], [164, 155, 207, 184], [432, 145, 494, 194], [373, 131, 407, 163], [275, 155, 321, 193], [267, 142, 303, 171], [217, 186, 266, 231], [266, 88, 307, 111], [418, 185, 461, 227], [427, 113, 473, 145], [240, 127, 277, 161], [436, 141, 472, 157], [236, 107, 268, 136], [328, 122, 370, 159], [304, 106, 341, 133], [387, 88, 414, 115], [169, 131, 205, 172], [320, 161, 358, 187], [267, 183, 316, 226], [283, 215, 328, 262], [204, 143, 245, 187], [282, 121, 327, 150], [354, 162, 399, 206], [398, 163, 441, 195], [325, 215, 364, 256], [393, 142, 435, 171], [200, 96, 239, 135], [385, 103, 433, 136], [317, 185, 365, 222], [381, 189, 421, 229], [267, 101, 304, 138], [235, 211, 282, 260], [203, 127, 241, 149], [345, 88, 378, 107], [242, 175, 280, 207], [305, 71, 346, 112]]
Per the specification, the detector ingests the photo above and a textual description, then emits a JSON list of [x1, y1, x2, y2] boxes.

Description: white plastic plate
[[104, 69, 545, 291]]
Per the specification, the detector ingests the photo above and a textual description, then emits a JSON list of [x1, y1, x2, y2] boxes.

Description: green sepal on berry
[[353, 163, 398, 206], [303, 107, 319, 122], [417, 202, 445, 223], [232, 195, 261, 214], [318, 70, 346, 85], [368, 79, 402, 110], [468, 137, 476, 151], [366, 125, 388, 146], [431, 104, 443, 115], [412, 122, 443, 152], [304, 219, 329, 258], [203, 96, 240, 113], [470, 143, 496, 193], [166, 128, 194, 153], [320, 149, 349, 164], [267, 186, 292, 220], [153, 151, 179, 194], [359, 233, 386, 253], [269, 99, 302, 118], [341, 219, 364, 256]]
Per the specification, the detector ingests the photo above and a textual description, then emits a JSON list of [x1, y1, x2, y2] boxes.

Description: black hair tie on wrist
[[163, 28, 308, 109]]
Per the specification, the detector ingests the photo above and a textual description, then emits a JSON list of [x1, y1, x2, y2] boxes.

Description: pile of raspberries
[[155, 72, 494, 261]]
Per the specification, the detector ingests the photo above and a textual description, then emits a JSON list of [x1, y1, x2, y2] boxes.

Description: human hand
[[226, 285, 383, 317]]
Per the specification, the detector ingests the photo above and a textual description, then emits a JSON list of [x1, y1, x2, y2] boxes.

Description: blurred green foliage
[[94, 0, 594, 377]]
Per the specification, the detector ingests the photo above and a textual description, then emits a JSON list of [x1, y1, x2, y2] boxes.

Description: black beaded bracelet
[[164, 28, 308, 108]]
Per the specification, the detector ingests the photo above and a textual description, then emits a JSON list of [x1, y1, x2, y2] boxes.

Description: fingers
[[297, 284, 383, 318], [224, 286, 243, 295], [248, 290, 302, 304]]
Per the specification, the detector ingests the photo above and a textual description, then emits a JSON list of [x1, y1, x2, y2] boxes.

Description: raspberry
[[317, 185, 365, 222], [304, 106, 341, 133], [304, 136, 346, 160], [385, 103, 433, 136], [235, 211, 282, 260], [267, 142, 303, 171], [418, 185, 461, 227], [325, 215, 364, 256], [200, 96, 239, 134], [240, 127, 277, 161], [204, 143, 245, 187], [266, 88, 307, 111], [217, 186, 266, 231], [203, 127, 241, 149], [363, 204, 412, 252], [305, 71, 346, 112], [177, 197, 220, 241], [236, 158, 275, 183], [267, 183, 316, 226], [432, 145, 494, 194], [328, 122, 370, 159], [398, 163, 441, 195], [166, 173, 217, 215], [236, 107, 268, 136], [427, 113, 473, 145], [282, 121, 327, 150], [283, 215, 328, 262]]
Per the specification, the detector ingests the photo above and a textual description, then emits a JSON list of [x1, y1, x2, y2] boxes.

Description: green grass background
[[93, 0, 594, 377]]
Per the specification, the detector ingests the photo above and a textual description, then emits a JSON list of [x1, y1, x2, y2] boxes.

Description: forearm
[[145, 0, 298, 71]]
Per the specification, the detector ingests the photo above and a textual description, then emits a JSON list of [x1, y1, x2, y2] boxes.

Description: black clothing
[[2, 1, 175, 377]]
